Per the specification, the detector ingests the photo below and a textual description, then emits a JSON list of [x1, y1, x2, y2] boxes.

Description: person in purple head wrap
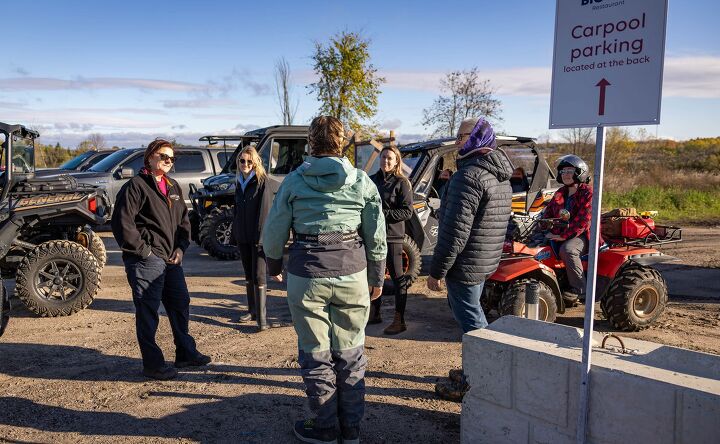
[[458, 117, 497, 159], [427, 116, 514, 402]]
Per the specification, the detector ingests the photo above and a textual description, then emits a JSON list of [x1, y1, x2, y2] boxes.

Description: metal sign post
[[575, 126, 606, 443], [548, 2, 668, 442]]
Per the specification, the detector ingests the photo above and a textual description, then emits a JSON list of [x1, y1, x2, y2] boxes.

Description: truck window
[[268, 138, 308, 175], [173, 151, 205, 173], [122, 154, 145, 173]]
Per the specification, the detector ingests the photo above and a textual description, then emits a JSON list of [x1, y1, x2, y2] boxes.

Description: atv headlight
[[217, 183, 231, 191]]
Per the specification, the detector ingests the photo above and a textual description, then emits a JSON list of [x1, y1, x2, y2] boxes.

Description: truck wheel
[[87, 231, 107, 268], [16, 241, 101, 317], [401, 235, 422, 286], [499, 279, 558, 323], [199, 207, 241, 261], [600, 264, 667, 332], [0, 281, 9, 337]]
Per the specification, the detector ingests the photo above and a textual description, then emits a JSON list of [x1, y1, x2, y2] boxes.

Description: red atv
[[481, 212, 682, 331]]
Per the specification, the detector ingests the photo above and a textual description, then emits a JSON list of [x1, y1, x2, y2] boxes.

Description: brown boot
[[368, 300, 382, 325], [383, 312, 406, 335]]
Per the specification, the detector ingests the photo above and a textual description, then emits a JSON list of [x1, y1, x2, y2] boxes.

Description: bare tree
[[78, 133, 105, 151], [275, 57, 298, 125], [421, 68, 502, 138], [559, 128, 594, 155]]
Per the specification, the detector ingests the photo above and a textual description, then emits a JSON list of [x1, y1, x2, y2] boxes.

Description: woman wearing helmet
[[542, 154, 599, 302]]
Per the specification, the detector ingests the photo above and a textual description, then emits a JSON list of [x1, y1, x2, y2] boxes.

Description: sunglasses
[[456, 133, 471, 141], [156, 152, 176, 163], [238, 159, 253, 165], [560, 167, 576, 175]]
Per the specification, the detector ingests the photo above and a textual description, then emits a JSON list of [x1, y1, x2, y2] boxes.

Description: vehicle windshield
[[88, 149, 134, 173], [401, 152, 424, 179], [11, 135, 35, 174], [59, 151, 95, 170]]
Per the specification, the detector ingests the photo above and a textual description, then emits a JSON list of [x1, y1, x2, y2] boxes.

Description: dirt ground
[[0, 226, 718, 443]]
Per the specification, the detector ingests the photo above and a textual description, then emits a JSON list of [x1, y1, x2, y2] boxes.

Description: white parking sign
[[549, 0, 668, 128]]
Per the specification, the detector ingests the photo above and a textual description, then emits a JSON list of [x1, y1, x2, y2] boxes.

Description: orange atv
[[481, 212, 682, 331]]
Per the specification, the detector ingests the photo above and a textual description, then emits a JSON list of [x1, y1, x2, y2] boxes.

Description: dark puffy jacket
[[370, 171, 413, 243], [430, 150, 513, 284], [231, 175, 265, 245]]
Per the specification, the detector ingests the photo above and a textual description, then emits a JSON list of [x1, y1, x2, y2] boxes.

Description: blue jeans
[[445, 278, 488, 333]]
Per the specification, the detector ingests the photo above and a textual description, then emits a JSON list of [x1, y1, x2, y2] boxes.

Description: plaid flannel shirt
[[543, 183, 595, 241]]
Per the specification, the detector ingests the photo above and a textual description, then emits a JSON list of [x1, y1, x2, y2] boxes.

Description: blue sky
[[1, 0, 718, 148]]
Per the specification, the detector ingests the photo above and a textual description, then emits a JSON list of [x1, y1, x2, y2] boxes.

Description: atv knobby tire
[[199, 207, 241, 261], [401, 235, 421, 285], [0, 280, 9, 336], [88, 231, 107, 268], [600, 264, 667, 332], [16, 240, 101, 317], [499, 279, 558, 323]]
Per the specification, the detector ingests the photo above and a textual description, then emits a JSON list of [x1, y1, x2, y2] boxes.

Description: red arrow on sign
[[596, 78, 611, 116]]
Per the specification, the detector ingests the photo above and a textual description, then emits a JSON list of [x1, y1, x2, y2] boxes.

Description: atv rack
[[621, 224, 682, 247]]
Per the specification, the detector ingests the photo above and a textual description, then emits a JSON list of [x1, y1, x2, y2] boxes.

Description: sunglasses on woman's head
[[238, 159, 253, 165], [157, 153, 176, 163]]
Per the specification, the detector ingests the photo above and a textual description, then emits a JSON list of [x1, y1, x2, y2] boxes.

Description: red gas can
[[621, 217, 655, 239]]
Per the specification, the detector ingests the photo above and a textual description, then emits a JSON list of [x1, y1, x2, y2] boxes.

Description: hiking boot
[[448, 368, 464, 384], [142, 364, 178, 380], [435, 380, 469, 403], [237, 311, 254, 322], [175, 352, 212, 368], [340, 423, 360, 444], [293, 419, 338, 443], [383, 312, 406, 335], [367, 302, 382, 325]]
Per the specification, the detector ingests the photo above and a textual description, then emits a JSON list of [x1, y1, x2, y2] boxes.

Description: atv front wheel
[[499, 279, 558, 323], [199, 207, 241, 261], [16, 241, 101, 317], [600, 264, 667, 331]]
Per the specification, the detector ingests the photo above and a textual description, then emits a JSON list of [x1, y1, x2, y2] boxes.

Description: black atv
[[0, 122, 110, 320], [189, 127, 306, 260]]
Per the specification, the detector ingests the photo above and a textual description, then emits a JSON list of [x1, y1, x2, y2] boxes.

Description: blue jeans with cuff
[[445, 278, 488, 334]]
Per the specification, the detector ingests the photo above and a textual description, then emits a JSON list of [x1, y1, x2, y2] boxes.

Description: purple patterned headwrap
[[458, 118, 497, 159]]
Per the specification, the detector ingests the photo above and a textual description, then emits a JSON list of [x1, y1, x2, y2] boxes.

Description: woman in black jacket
[[369, 145, 414, 334], [112, 139, 210, 380], [231, 146, 269, 331]]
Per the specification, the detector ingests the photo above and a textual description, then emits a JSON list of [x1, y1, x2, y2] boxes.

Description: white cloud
[[162, 98, 238, 108], [380, 118, 402, 130], [379, 55, 720, 99], [0, 77, 208, 93]]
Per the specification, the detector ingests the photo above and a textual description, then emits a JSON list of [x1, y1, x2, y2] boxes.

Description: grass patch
[[603, 186, 720, 224]]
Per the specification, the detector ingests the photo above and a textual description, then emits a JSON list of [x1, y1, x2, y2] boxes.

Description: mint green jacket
[[262, 156, 387, 286]]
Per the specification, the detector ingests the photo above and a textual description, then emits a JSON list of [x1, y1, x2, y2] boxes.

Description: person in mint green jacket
[[263, 116, 387, 444]]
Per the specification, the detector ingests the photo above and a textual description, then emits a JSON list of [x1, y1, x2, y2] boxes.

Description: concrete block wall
[[461, 316, 720, 444]]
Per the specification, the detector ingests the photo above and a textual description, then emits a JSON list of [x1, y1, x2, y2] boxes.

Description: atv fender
[[489, 259, 565, 313], [596, 248, 674, 279]]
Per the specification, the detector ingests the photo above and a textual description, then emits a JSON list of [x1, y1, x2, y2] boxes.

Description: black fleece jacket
[[111, 170, 191, 260], [370, 170, 414, 243]]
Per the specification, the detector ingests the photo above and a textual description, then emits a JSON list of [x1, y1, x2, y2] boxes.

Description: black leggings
[[238, 243, 267, 286], [372, 242, 407, 319]]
